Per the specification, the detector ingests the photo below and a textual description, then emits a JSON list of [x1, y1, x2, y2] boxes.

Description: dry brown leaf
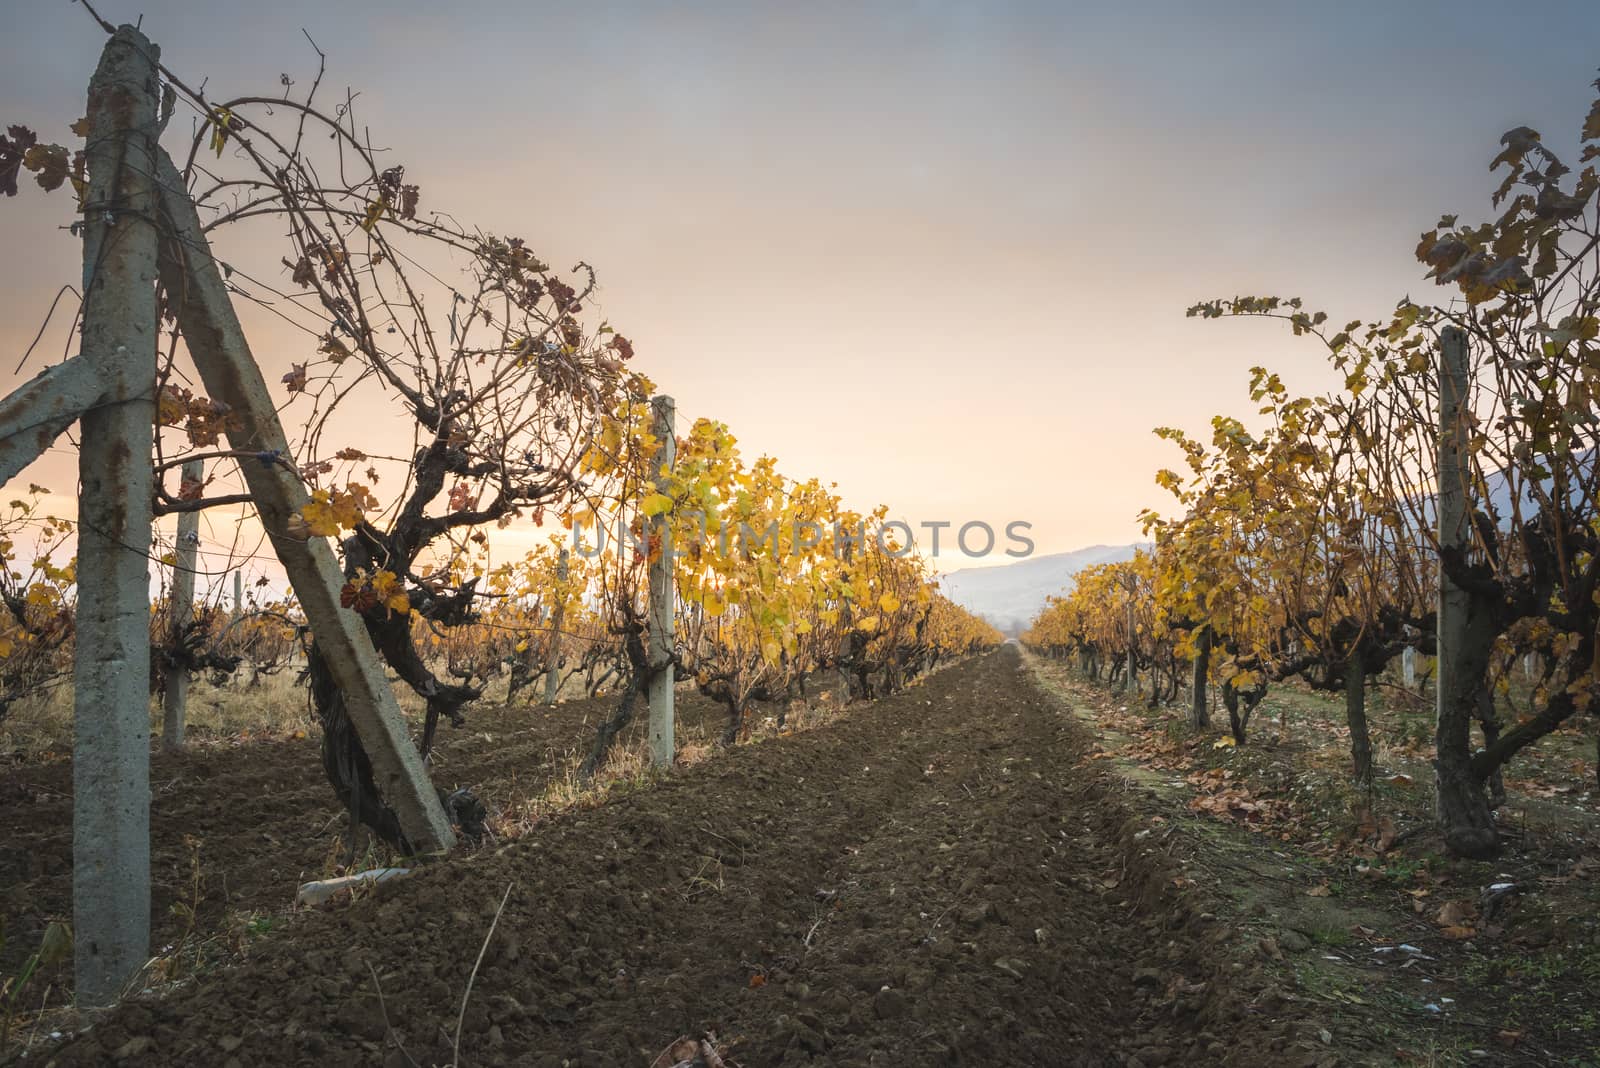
[[650, 1035, 738, 1068], [650, 1038, 700, 1068]]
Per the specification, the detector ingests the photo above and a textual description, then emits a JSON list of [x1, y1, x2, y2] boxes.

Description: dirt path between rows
[[28, 648, 1299, 1067]]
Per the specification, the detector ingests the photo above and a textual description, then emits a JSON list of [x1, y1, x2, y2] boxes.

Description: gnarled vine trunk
[[582, 624, 649, 778], [1345, 654, 1371, 784], [1190, 626, 1211, 729]]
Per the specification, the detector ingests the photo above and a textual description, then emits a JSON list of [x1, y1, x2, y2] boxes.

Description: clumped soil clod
[[14, 649, 1286, 1066]]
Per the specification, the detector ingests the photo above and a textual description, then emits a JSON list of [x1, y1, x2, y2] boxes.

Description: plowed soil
[[17, 650, 1290, 1067], [0, 682, 729, 992]]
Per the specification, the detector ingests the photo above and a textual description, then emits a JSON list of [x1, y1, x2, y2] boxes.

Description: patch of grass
[[239, 914, 277, 941], [1376, 855, 1428, 886], [2, 670, 321, 762], [1025, 648, 1600, 1068], [1305, 921, 1354, 947]]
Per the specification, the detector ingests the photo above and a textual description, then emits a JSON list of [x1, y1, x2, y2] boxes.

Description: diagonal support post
[[0, 356, 127, 486], [150, 151, 455, 855]]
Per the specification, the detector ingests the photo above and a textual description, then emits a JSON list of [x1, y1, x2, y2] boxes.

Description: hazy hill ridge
[[938, 544, 1148, 635]]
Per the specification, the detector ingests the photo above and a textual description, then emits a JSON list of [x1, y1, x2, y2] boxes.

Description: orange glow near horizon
[[3, 0, 1599, 594]]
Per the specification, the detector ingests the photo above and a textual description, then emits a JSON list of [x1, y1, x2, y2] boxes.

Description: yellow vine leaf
[[360, 197, 386, 233], [208, 107, 234, 157], [370, 570, 410, 616]]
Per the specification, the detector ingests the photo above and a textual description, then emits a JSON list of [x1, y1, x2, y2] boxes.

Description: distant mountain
[[939, 544, 1148, 636]]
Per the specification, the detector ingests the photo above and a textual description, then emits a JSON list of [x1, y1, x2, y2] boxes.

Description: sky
[[3, 0, 1599, 591]]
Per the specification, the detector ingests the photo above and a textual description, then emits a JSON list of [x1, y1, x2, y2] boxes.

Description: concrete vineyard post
[[543, 549, 568, 705], [150, 150, 455, 856], [72, 25, 162, 1007], [648, 395, 677, 768], [0, 356, 117, 484], [1436, 328, 1469, 758], [1434, 326, 1496, 855], [162, 459, 203, 751], [1403, 645, 1416, 689], [233, 569, 242, 618]]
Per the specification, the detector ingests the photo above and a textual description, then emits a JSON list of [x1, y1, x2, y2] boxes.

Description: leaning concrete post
[[151, 151, 454, 855], [542, 548, 568, 706], [647, 395, 677, 768], [73, 25, 161, 1007], [0, 357, 117, 485], [233, 569, 242, 618], [162, 459, 202, 751]]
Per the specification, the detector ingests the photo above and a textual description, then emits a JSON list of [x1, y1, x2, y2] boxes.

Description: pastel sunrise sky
[[3, 0, 1599, 586]]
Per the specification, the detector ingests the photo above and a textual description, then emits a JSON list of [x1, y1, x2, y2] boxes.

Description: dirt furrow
[[28, 649, 1274, 1067]]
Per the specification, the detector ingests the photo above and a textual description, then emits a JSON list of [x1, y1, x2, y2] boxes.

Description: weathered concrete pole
[[73, 24, 161, 1006], [232, 569, 242, 618], [1434, 325, 1496, 855], [161, 460, 202, 751], [647, 396, 676, 768], [542, 548, 568, 706], [0, 358, 117, 485], [151, 151, 455, 855]]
